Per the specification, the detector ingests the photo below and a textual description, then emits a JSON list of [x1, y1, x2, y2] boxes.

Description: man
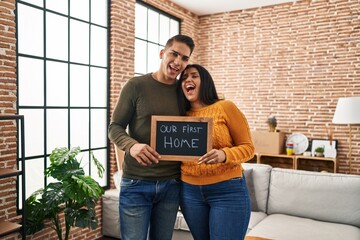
[[108, 34, 195, 240]]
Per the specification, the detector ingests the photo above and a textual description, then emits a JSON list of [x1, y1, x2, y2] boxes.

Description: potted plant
[[266, 115, 277, 132], [314, 146, 325, 157], [25, 147, 105, 240]]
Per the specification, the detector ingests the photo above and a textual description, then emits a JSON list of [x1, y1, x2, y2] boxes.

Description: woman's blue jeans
[[119, 178, 180, 240], [180, 176, 251, 240]]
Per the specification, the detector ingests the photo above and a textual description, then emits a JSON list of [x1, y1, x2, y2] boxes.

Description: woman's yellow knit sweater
[[181, 100, 255, 185]]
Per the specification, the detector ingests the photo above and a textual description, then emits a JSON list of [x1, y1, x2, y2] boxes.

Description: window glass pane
[[70, 109, 89, 149], [46, 61, 68, 106], [135, 39, 147, 74], [90, 25, 107, 67], [159, 15, 170, 45], [91, 109, 107, 148], [25, 158, 45, 199], [91, 0, 107, 26], [17, 4, 44, 56], [70, 64, 89, 107], [147, 42, 159, 73], [170, 19, 179, 38], [91, 149, 107, 186], [18, 174, 24, 208], [135, 3, 179, 79], [46, 156, 57, 184], [70, 19, 89, 64], [148, 10, 159, 43], [19, 109, 44, 157], [46, 12, 68, 61], [17, 121, 25, 159], [78, 151, 90, 175], [70, 0, 89, 21], [18, 57, 44, 106], [21, 0, 43, 7], [46, 0, 68, 15], [90, 67, 107, 107], [18, 0, 109, 191], [135, 4, 147, 39], [46, 109, 68, 154]]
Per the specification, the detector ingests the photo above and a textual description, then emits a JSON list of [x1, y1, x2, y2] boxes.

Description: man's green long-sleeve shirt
[[108, 73, 181, 180]]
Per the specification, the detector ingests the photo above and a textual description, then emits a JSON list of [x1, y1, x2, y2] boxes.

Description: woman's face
[[181, 67, 202, 106]]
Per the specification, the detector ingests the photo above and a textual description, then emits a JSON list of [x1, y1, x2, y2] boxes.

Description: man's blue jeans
[[119, 178, 180, 240], [180, 176, 251, 240]]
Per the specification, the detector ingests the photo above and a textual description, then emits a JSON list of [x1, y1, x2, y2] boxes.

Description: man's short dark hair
[[165, 34, 195, 55]]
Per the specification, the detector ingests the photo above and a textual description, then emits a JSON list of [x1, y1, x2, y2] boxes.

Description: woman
[[177, 64, 255, 240]]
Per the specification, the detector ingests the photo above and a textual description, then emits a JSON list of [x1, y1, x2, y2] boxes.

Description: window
[[135, 1, 180, 76], [16, 0, 109, 204]]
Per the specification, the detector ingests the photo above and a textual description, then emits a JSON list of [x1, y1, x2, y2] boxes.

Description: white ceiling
[[169, 0, 297, 16]]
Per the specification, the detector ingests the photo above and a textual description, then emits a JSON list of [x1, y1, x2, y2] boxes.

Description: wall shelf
[[0, 169, 22, 178], [0, 220, 22, 237], [0, 115, 26, 239], [252, 153, 338, 173]]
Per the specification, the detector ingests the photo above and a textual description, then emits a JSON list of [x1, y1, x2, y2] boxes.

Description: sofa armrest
[[242, 163, 272, 213]]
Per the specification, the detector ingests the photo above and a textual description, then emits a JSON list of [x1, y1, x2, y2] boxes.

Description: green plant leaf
[[25, 146, 104, 238], [91, 151, 105, 178], [64, 175, 104, 204], [25, 197, 46, 235], [49, 147, 81, 165], [43, 182, 66, 210], [46, 158, 84, 181], [74, 208, 98, 229]]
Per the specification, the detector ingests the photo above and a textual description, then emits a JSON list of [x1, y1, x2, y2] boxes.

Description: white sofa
[[103, 163, 360, 240]]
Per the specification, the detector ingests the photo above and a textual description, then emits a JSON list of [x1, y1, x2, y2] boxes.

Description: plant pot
[[315, 152, 324, 157]]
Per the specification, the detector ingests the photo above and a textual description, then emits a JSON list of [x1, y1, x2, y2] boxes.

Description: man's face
[[159, 41, 191, 82]]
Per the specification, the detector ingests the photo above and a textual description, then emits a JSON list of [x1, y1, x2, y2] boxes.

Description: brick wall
[[0, 0, 16, 116], [196, 0, 360, 174], [0, 0, 21, 239]]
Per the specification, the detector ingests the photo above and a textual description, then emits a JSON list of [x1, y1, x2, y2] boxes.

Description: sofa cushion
[[267, 168, 360, 227], [248, 211, 267, 231], [174, 210, 190, 231], [242, 163, 272, 212], [247, 214, 360, 240], [102, 189, 120, 238], [243, 168, 257, 209]]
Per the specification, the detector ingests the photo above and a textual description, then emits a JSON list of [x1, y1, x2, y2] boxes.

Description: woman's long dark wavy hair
[[177, 64, 219, 115]]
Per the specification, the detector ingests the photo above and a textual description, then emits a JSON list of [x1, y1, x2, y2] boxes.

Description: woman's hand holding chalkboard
[[198, 149, 226, 164], [130, 143, 161, 166]]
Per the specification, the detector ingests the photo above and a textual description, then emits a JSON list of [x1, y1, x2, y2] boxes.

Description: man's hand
[[130, 143, 161, 166], [198, 149, 226, 164]]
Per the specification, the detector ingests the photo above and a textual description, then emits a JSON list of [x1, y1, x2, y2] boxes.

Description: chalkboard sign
[[150, 116, 213, 161]]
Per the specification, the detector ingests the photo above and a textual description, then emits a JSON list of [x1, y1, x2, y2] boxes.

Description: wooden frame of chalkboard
[[150, 116, 213, 161]]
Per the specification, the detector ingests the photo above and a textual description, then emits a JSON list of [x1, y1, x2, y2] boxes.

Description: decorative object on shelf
[[324, 144, 337, 158], [266, 114, 277, 132], [286, 142, 294, 155], [314, 146, 325, 157], [25, 147, 105, 240], [324, 124, 337, 158], [286, 133, 309, 155], [332, 96, 360, 174], [251, 131, 286, 154], [303, 151, 312, 157], [311, 139, 337, 158]]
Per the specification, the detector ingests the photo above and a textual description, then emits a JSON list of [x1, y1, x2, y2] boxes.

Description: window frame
[[15, 0, 111, 211], [135, 0, 181, 76]]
